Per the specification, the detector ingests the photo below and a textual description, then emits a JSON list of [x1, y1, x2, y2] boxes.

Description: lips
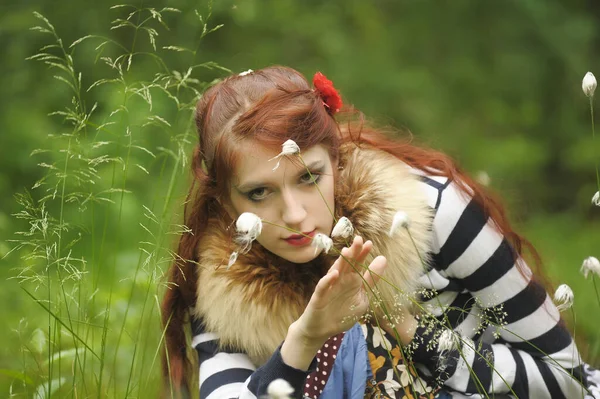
[[283, 230, 316, 246]]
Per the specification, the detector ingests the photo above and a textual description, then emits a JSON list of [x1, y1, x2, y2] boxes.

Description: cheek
[[326, 176, 336, 205], [255, 222, 280, 249], [319, 179, 336, 221]]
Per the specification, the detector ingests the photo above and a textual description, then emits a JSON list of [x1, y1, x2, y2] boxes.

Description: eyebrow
[[235, 160, 325, 192]]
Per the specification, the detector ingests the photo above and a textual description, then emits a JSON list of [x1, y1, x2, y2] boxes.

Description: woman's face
[[227, 143, 336, 264]]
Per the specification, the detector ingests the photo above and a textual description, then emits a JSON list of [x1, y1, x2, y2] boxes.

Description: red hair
[[160, 66, 547, 393]]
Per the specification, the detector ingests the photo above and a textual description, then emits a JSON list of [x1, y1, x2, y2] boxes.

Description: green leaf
[[0, 369, 34, 385]]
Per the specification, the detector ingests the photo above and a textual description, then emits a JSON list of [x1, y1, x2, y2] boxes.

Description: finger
[[328, 254, 343, 274], [362, 255, 387, 288], [344, 240, 371, 275], [337, 246, 351, 275], [314, 269, 339, 298], [355, 240, 373, 266], [340, 236, 363, 274]]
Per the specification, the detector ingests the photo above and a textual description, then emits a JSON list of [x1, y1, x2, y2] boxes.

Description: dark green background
[[1, 0, 599, 396]]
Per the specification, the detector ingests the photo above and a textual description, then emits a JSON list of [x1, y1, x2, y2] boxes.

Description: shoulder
[[407, 167, 477, 219]]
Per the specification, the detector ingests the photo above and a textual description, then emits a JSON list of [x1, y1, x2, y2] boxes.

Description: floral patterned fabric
[[360, 323, 441, 399]]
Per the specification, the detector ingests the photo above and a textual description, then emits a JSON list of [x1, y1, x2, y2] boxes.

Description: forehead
[[232, 143, 330, 185]]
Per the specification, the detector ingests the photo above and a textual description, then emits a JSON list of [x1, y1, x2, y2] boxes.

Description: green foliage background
[[1, 0, 599, 396]]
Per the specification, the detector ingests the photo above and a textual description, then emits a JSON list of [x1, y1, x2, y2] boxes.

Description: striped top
[[192, 173, 585, 399]]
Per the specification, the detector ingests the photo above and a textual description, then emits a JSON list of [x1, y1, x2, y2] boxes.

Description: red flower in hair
[[313, 72, 343, 114]]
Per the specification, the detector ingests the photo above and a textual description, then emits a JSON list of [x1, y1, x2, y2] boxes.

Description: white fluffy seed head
[[235, 212, 262, 237], [331, 216, 354, 239], [269, 140, 301, 170], [475, 171, 491, 186], [312, 233, 333, 255], [581, 256, 600, 279], [389, 211, 410, 237], [437, 329, 458, 353], [583, 72, 597, 98], [234, 212, 262, 252], [227, 251, 238, 270], [267, 378, 294, 399], [592, 191, 600, 206], [280, 139, 300, 156], [553, 284, 574, 311]]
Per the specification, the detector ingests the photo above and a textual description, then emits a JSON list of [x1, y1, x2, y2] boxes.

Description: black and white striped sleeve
[[411, 180, 585, 398], [192, 318, 315, 399]]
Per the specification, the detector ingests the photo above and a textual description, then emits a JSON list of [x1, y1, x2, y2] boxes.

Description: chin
[[277, 248, 319, 264]]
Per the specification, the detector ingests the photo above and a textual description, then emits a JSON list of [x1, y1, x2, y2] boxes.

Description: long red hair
[[160, 66, 546, 394]]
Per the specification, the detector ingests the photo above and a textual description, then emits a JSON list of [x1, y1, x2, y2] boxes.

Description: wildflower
[[267, 378, 294, 399], [331, 216, 354, 239], [581, 256, 600, 279], [475, 171, 491, 186], [268, 139, 301, 171], [582, 72, 597, 97], [437, 329, 458, 353], [239, 69, 253, 76], [553, 284, 574, 311], [313, 71, 343, 114], [227, 251, 238, 270], [592, 191, 600, 206], [234, 212, 262, 252], [312, 233, 333, 255], [388, 211, 410, 237]]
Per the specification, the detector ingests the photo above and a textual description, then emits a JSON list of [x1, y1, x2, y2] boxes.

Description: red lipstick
[[284, 230, 316, 246]]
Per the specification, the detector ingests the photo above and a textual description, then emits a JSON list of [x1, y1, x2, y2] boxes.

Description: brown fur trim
[[193, 145, 434, 365]]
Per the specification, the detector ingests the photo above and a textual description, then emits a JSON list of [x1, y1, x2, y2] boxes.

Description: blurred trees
[[2, 0, 599, 222], [1, 0, 600, 392]]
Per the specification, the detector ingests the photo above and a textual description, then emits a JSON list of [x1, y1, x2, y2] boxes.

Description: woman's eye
[[301, 172, 321, 184], [248, 188, 268, 201]]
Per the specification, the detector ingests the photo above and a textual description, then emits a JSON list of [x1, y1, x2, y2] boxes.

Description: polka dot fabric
[[302, 331, 345, 399]]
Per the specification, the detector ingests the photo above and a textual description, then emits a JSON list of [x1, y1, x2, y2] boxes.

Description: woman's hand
[[292, 236, 388, 345]]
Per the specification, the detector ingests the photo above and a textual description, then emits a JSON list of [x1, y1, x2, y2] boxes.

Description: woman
[[161, 66, 599, 398]]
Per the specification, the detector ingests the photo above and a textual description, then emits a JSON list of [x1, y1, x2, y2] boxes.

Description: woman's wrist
[[280, 322, 326, 371]]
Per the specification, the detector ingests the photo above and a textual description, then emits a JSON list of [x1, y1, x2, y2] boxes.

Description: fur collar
[[193, 144, 434, 365]]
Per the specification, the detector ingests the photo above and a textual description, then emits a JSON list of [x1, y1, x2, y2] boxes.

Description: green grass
[[1, 3, 599, 397]]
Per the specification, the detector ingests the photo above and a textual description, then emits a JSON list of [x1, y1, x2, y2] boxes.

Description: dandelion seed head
[[268, 140, 301, 171], [234, 212, 262, 253], [235, 212, 262, 237], [267, 378, 294, 399], [553, 284, 574, 311], [389, 211, 410, 237], [331, 216, 354, 239], [475, 171, 491, 186], [581, 256, 600, 279], [312, 233, 333, 255], [583, 72, 597, 98], [592, 191, 600, 207]]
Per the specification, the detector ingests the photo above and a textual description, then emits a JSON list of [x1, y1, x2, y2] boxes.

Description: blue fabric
[[320, 323, 372, 399]]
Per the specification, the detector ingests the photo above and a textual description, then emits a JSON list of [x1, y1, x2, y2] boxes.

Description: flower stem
[[592, 275, 600, 309], [590, 96, 600, 193], [298, 155, 338, 224]]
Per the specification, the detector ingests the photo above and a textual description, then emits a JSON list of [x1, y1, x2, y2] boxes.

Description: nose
[[281, 189, 307, 227]]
